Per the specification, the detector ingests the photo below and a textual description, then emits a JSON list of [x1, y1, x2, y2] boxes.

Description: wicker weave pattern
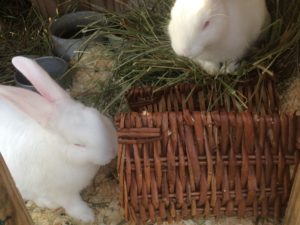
[[116, 111, 300, 223], [125, 80, 278, 113]]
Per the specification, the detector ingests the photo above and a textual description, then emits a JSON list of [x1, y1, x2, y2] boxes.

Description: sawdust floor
[[25, 159, 277, 225], [25, 45, 299, 225]]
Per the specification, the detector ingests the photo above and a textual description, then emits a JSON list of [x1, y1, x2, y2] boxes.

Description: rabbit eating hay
[[168, 0, 270, 75]]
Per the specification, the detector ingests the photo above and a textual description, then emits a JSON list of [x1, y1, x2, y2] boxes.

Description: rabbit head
[[12, 56, 117, 166], [168, 0, 227, 59]]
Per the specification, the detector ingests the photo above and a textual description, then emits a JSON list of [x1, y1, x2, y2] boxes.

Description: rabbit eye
[[203, 21, 210, 30], [74, 143, 85, 148]]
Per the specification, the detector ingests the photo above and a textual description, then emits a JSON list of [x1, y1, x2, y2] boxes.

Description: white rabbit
[[0, 56, 117, 223], [168, 0, 270, 75]]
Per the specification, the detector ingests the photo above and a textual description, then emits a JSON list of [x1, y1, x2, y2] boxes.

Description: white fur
[[0, 56, 117, 223], [168, 0, 270, 74]]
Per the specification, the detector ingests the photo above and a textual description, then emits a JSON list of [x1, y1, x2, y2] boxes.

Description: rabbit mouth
[[185, 46, 206, 59], [74, 143, 86, 148], [176, 50, 198, 59]]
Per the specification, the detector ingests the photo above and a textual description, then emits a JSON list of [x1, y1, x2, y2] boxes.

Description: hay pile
[[88, 0, 300, 114]]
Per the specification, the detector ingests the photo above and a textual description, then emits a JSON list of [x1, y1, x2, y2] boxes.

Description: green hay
[[88, 0, 299, 115]]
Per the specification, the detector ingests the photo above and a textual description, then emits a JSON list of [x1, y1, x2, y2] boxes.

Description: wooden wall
[[285, 166, 300, 225], [0, 154, 33, 225], [31, 0, 132, 18]]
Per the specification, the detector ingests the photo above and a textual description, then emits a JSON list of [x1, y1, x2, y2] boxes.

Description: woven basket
[[116, 77, 299, 223], [125, 78, 278, 114], [116, 111, 300, 223]]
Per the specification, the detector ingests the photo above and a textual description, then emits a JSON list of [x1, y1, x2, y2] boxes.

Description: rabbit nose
[[179, 48, 190, 57], [171, 42, 190, 57]]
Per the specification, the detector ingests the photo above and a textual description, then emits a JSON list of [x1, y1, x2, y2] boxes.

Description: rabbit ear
[[11, 56, 70, 103], [0, 85, 54, 126]]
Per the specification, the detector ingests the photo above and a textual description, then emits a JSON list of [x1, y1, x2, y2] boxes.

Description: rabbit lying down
[[0, 56, 117, 223]]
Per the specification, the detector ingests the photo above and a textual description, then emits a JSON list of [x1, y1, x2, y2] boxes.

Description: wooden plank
[[0, 154, 33, 225], [285, 166, 300, 225], [31, 0, 57, 19], [89, 0, 107, 10], [31, 0, 92, 18], [89, 0, 131, 11], [31, 0, 138, 17]]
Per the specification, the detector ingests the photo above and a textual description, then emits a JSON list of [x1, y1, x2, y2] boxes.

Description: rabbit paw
[[62, 196, 95, 223], [197, 60, 220, 75], [91, 150, 116, 165], [220, 61, 239, 74], [35, 198, 59, 209]]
